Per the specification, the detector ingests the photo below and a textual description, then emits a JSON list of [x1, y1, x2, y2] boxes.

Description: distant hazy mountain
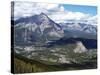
[[59, 22, 97, 34], [14, 13, 64, 45]]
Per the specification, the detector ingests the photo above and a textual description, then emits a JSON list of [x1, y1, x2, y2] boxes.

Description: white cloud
[[59, 6, 65, 12], [41, 3, 59, 10], [48, 11, 90, 23], [13, 1, 97, 25], [85, 15, 98, 25], [13, 2, 59, 20]]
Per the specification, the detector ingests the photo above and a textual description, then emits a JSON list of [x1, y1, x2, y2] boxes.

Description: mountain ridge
[[14, 13, 64, 45]]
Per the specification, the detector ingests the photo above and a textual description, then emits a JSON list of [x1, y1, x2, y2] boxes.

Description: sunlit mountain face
[[11, 1, 97, 73], [14, 13, 64, 46]]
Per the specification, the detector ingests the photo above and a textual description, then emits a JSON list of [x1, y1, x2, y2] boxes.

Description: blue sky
[[61, 4, 97, 16]]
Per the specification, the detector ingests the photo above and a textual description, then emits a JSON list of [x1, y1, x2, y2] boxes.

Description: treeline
[[13, 54, 60, 73]]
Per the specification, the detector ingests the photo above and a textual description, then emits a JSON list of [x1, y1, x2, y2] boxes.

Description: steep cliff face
[[14, 13, 64, 45], [74, 41, 87, 53]]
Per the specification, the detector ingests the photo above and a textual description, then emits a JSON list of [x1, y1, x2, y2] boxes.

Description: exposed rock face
[[14, 13, 64, 45], [74, 41, 87, 53]]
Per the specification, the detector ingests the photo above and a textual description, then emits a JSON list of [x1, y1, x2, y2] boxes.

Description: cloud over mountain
[[13, 2, 97, 24]]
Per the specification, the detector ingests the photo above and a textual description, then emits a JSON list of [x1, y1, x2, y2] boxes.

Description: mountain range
[[12, 13, 97, 65], [13, 13, 97, 46], [59, 22, 97, 34]]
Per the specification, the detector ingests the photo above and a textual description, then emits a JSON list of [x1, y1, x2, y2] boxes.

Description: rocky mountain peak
[[14, 13, 64, 45]]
